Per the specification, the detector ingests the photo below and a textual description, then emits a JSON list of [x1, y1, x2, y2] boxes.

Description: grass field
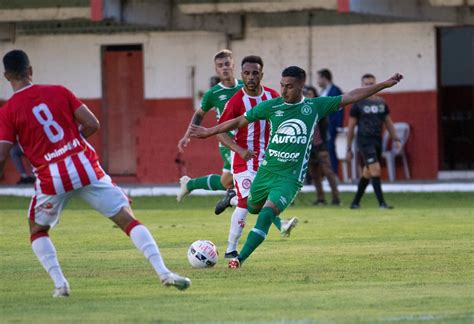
[[0, 192, 473, 323]]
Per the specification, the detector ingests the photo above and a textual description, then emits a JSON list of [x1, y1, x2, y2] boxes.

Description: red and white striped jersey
[[219, 86, 279, 173], [0, 84, 105, 195]]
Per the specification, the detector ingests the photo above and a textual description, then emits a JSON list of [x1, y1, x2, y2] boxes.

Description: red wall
[[135, 99, 222, 184], [0, 90, 438, 185]]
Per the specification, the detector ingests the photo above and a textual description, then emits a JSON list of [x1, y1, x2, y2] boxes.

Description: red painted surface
[[0, 90, 438, 185], [136, 99, 222, 184], [337, 0, 351, 13], [103, 49, 144, 176], [90, 0, 103, 22], [343, 90, 438, 180]]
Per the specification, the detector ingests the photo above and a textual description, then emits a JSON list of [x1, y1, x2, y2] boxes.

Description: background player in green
[[190, 66, 403, 268], [177, 49, 243, 213]]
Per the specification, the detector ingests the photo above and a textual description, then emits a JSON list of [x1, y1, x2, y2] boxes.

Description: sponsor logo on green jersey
[[271, 119, 308, 145]]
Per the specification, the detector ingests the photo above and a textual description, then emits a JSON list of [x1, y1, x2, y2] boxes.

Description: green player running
[[190, 66, 403, 268], [177, 49, 243, 214]]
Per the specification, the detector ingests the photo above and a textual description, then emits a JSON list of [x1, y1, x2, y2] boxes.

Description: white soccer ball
[[187, 240, 219, 268]]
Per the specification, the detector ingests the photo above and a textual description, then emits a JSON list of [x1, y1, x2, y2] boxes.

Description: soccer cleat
[[161, 272, 191, 291], [228, 258, 240, 269], [380, 203, 394, 209], [280, 217, 299, 237], [214, 189, 237, 215], [176, 176, 191, 202], [224, 250, 239, 259], [52, 282, 70, 298], [350, 203, 360, 209]]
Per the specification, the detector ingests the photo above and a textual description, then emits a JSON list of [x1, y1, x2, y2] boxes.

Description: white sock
[[31, 236, 68, 288], [230, 196, 238, 207], [129, 224, 171, 278], [226, 207, 248, 253]]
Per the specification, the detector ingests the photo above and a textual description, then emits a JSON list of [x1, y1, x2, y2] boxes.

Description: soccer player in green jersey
[[177, 49, 243, 214], [190, 66, 403, 268]]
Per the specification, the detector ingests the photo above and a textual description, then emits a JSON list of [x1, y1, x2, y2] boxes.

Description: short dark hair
[[241, 55, 263, 68], [214, 49, 233, 61], [317, 69, 332, 81], [361, 73, 376, 80], [3, 49, 30, 80], [281, 66, 306, 81]]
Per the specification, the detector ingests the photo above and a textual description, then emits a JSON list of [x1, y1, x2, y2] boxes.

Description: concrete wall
[[0, 22, 440, 184]]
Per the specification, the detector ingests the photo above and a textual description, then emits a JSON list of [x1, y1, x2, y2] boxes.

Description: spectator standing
[[304, 85, 341, 206], [317, 69, 344, 174]]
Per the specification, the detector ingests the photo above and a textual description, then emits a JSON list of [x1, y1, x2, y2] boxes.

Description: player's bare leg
[[110, 206, 191, 290], [29, 220, 70, 297]]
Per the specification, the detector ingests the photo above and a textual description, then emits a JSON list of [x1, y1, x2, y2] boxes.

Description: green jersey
[[244, 95, 342, 183], [200, 78, 244, 122]]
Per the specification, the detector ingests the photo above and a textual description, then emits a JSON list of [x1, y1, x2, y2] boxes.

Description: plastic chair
[[335, 127, 358, 182], [382, 122, 410, 182]]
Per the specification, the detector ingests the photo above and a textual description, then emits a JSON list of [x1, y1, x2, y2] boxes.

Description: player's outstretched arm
[[340, 73, 403, 107], [75, 104, 100, 138], [0, 142, 13, 178], [217, 133, 256, 161], [178, 109, 206, 153], [190, 115, 249, 139]]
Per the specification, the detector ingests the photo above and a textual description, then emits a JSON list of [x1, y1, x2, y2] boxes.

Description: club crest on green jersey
[[301, 104, 312, 115], [271, 119, 308, 144]]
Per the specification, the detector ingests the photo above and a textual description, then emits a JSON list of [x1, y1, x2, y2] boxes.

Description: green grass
[[0, 192, 473, 323]]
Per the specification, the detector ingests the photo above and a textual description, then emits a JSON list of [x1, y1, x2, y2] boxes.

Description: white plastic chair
[[382, 122, 411, 182], [335, 127, 358, 182]]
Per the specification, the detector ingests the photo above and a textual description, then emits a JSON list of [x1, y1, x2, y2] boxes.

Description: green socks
[[186, 174, 226, 192], [238, 207, 276, 263]]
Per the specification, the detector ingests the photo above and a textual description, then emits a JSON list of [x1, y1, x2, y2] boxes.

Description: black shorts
[[357, 136, 382, 165]]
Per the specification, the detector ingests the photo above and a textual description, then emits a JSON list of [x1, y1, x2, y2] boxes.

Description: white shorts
[[28, 175, 130, 228], [233, 170, 257, 201]]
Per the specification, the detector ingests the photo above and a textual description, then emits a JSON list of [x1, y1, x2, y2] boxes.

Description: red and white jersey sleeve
[[219, 86, 279, 173], [0, 84, 105, 195]]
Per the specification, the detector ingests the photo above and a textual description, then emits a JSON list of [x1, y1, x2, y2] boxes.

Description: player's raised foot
[[224, 250, 239, 259], [161, 272, 191, 291], [228, 258, 240, 269], [350, 202, 360, 209], [214, 189, 236, 215], [52, 281, 70, 298], [281, 217, 299, 237], [176, 176, 191, 202], [380, 203, 394, 209]]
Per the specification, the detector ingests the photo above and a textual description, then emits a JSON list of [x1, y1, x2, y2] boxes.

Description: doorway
[[437, 26, 474, 171], [102, 44, 144, 176]]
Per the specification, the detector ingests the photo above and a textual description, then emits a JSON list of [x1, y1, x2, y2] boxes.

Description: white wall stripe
[[2, 182, 474, 197]]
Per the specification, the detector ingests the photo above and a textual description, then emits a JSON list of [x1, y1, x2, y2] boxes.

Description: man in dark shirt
[[346, 74, 401, 209], [317, 69, 344, 174]]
